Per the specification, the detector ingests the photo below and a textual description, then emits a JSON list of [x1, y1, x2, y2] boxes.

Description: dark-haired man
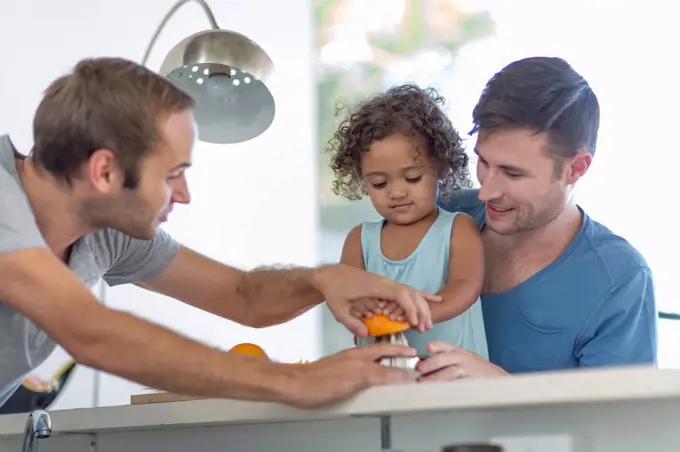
[[417, 56, 657, 380], [0, 57, 440, 411]]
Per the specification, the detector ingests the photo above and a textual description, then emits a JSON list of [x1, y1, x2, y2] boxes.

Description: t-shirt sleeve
[[437, 188, 485, 229], [575, 265, 657, 367], [0, 167, 47, 254], [100, 227, 180, 287]]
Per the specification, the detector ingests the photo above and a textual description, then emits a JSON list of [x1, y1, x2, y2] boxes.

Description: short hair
[[471, 56, 600, 159], [327, 84, 471, 200], [31, 57, 195, 188]]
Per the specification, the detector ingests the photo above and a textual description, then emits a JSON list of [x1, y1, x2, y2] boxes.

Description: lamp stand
[[142, 0, 220, 66]]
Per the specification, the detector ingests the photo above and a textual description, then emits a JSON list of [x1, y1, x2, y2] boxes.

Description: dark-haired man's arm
[[575, 266, 657, 367]]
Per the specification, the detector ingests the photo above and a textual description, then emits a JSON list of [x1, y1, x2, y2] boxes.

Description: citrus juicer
[[373, 331, 420, 371], [361, 315, 420, 371]]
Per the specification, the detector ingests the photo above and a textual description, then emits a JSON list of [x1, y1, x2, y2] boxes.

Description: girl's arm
[[339, 225, 365, 270], [340, 225, 401, 323], [429, 213, 484, 324], [339, 225, 376, 319]]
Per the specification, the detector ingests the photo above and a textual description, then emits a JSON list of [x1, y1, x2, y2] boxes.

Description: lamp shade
[[158, 29, 276, 144]]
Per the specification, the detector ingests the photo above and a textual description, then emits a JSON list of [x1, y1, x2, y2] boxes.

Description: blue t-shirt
[[438, 188, 657, 373]]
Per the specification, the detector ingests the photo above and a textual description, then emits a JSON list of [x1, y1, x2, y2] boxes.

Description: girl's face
[[361, 133, 439, 225]]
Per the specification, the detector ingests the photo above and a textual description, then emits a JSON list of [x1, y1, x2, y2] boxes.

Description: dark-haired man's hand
[[416, 341, 508, 381]]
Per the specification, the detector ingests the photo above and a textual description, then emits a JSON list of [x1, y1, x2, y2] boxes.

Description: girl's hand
[[380, 301, 406, 322]]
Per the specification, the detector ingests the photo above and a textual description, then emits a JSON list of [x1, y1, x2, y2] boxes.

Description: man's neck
[[483, 202, 583, 262], [17, 158, 94, 260]]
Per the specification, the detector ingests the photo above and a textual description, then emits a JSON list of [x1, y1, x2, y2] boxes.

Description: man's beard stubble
[[487, 191, 566, 237], [80, 190, 156, 239]]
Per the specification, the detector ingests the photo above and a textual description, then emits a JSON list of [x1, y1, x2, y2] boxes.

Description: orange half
[[364, 314, 410, 337], [229, 342, 269, 359]]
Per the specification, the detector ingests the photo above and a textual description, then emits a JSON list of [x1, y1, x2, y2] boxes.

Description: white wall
[[0, 0, 319, 409]]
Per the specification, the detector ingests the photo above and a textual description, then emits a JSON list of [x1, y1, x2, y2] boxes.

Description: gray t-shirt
[[0, 134, 180, 407]]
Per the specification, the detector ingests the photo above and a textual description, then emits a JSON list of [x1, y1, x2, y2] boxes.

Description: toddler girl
[[326, 84, 488, 359]]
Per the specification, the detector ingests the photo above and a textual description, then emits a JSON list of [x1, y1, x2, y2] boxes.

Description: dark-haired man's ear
[[565, 150, 592, 185], [88, 148, 124, 193]]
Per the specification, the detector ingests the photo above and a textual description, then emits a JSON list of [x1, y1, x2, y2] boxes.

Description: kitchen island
[[1, 365, 679, 452]]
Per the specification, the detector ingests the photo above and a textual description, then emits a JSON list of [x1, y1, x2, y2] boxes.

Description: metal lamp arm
[[141, 0, 220, 65]]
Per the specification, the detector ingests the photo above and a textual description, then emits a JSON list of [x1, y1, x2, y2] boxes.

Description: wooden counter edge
[[130, 392, 209, 405]]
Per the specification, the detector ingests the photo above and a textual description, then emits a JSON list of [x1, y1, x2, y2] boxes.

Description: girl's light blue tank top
[[357, 207, 488, 358]]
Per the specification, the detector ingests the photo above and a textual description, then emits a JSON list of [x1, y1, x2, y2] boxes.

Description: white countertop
[[0, 365, 678, 437]]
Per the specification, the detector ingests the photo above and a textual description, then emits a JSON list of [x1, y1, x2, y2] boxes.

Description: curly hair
[[326, 84, 471, 201]]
